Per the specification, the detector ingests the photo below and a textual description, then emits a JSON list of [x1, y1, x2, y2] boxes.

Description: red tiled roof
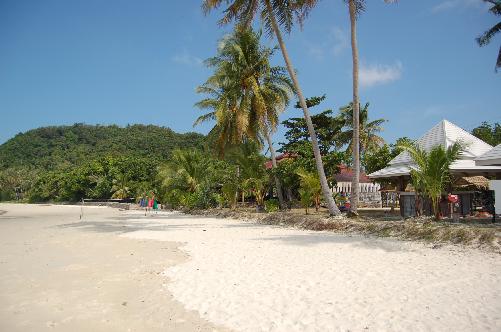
[[333, 165, 371, 183], [264, 152, 297, 169], [265, 154, 371, 183]]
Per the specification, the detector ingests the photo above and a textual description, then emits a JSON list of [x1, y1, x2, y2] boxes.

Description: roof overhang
[[369, 164, 501, 179], [475, 158, 501, 166]]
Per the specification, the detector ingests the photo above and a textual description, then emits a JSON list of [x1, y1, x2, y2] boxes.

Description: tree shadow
[[253, 233, 413, 253], [57, 218, 211, 235]]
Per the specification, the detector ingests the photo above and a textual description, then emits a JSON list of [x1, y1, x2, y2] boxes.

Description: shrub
[[265, 199, 280, 212]]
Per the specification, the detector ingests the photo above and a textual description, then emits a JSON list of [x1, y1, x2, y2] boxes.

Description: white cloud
[[359, 61, 403, 88], [306, 26, 349, 60], [172, 51, 203, 66], [431, 0, 487, 14], [330, 27, 350, 56]]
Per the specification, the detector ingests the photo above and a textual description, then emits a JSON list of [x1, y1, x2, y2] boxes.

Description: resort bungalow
[[368, 120, 501, 218]]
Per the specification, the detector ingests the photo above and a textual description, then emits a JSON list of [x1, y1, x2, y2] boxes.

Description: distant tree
[[337, 102, 386, 156], [471, 121, 501, 146], [281, 109, 345, 155], [363, 137, 413, 175], [0, 124, 205, 171], [280, 101, 348, 185], [111, 173, 131, 199], [476, 0, 501, 71]]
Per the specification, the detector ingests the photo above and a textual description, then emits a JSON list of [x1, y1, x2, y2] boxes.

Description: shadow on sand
[[57, 211, 414, 253], [251, 233, 412, 252]]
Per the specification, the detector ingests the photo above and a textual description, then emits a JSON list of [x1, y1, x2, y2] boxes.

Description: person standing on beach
[[147, 192, 154, 214], [139, 193, 148, 215], [153, 194, 159, 213]]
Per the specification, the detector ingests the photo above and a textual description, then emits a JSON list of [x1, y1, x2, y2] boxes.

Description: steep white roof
[[390, 119, 493, 165], [369, 119, 501, 179], [476, 144, 501, 166]]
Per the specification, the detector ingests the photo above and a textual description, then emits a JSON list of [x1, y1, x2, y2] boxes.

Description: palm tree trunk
[[264, 0, 340, 216], [348, 0, 360, 215], [264, 128, 285, 209]]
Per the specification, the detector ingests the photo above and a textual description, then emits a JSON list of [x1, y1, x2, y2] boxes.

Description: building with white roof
[[476, 144, 501, 166], [367, 120, 501, 218], [369, 120, 501, 180]]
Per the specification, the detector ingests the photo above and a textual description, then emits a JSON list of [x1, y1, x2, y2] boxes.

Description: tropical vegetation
[[398, 141, 463, 220], [194, 27, 293, 209], [476, 0, 501, 71], [471, 121, 501, 146], [0, 124, 205, 202], [201, 0, 341, 216]]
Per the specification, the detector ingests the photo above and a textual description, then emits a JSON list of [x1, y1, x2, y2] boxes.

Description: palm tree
[[398, 141, 462, 221], [195, 28, 293, 208], [477, 0, 501, 71], [345, 0, 396, 215], [338, 102, 386, 155], [201, 0, 341, 216], [111, 173, 130, 199], [158, 149, 209, 194]]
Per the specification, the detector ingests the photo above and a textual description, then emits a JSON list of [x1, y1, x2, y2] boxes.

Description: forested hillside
[[0, 123, 205, 170], [0, 124, 206, 202]]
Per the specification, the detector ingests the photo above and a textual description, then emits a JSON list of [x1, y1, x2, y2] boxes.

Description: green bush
[[181, 185, 219, 210], [265, 199, 280, 212]]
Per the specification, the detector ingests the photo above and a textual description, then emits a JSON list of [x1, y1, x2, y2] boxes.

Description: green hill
[[0, 124, 206, 202], [0, 123, 206, 170]]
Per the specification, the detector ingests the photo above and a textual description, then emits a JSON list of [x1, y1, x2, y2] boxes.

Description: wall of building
[[332, 182, 382, 208]]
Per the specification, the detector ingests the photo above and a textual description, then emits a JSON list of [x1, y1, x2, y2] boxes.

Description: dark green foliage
[[363, 137, 413, 175], [336, 102, 386, 155], [476, 0, 501, 71], [280, 109, 345, 156], [471, 122, 501, 146], [0, 124, 206, 202], [294, 95, 326, 109], [28, 156, 159, 202], [0, 123, 205, 170], [265, 198, 280, 212], [157, 149, 238, 210], [279, 98, 349, 183]]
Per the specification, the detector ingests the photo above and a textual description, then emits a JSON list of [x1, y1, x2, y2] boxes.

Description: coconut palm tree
[[201, 0, 341, 215], [158, 149, 209, 194], [337, 102, 386, 155], [398, 141, 462, 221], [111, 173, 130, 199], [195, 28, 293, 208], [477, 0, 501, 71], [345, 0, 396, 214]]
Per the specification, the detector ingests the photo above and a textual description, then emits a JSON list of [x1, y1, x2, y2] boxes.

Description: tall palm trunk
[[264, 128, 285, 209], [348, 0, 360, 215], [264, 0, 340, 216]]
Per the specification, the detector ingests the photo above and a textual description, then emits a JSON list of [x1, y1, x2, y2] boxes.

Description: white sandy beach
[[1, 203, 500, 331]]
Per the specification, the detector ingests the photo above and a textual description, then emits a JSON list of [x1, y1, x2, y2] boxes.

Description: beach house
[[368, 120, 501, 218]]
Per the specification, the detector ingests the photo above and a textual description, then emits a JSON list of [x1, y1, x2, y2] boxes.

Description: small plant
[[221, 182, 238, 209], [265, 199, 280, 212], [296, 169, 321, 214]]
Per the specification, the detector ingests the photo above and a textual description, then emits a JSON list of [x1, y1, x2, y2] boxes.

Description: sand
[[0, 203, 228, 332], [1, 204, 500, 331], [123, 211, 501, 332]]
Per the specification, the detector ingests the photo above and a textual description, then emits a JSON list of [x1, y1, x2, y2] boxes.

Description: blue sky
[[1, 0, 500, 150]]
